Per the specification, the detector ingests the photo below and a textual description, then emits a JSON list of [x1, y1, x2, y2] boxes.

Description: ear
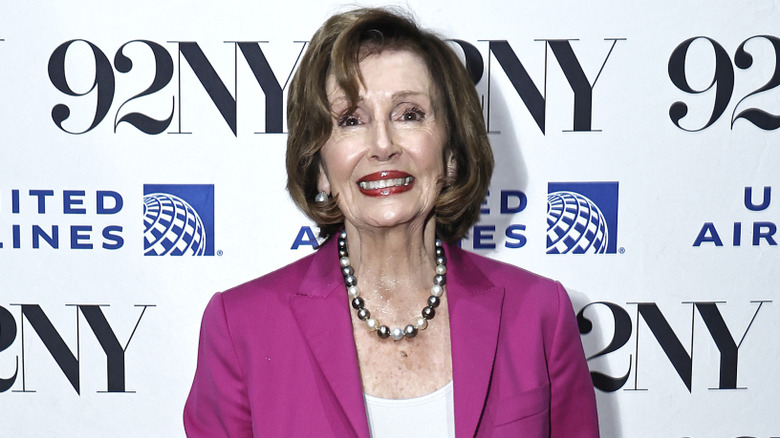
[[317, 161, 331, 195]]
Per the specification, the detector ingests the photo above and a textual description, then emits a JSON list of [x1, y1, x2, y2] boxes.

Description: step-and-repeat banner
[[1, 1, 778, 436]]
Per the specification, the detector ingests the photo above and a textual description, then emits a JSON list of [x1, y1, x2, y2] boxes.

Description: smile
[[358, 176, 414, 190], [357, 171, 415, 196]]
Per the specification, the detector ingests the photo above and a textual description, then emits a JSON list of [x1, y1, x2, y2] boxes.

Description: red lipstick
[[357, 171, 415, 196]]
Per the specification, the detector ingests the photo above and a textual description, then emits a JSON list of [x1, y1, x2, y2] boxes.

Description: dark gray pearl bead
[[435, 247, 444, 256], [340, 230, 347, 239], [436, 256, 446, 266], [377, 326, 390, 339], [338, 239, 347, 249], [404, 324, 418, 338], [345, 275, 357, 286], [435, 239, 442, 247], [427, 296, 440, 308], [422, 306, 436, 319], [342, 266, 354, 276], [433, 274, 446, 286], [351, 297, 364, 309], [339, 249, 348, 258], [357, 308, 370, 320]]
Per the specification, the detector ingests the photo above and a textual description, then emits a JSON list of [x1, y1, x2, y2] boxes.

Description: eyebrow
[[327, 90, 431, 114], [330, 90, 429, 102], [391, 91, 428, 100]]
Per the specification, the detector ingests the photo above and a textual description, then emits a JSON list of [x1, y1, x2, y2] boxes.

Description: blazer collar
[[290, 238, 504, 438]]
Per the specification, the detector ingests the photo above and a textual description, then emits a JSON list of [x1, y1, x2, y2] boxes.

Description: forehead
[[325, 49, 434, 103]]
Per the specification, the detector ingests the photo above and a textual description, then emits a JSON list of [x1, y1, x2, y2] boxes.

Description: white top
[[364, 381, 456, 438]]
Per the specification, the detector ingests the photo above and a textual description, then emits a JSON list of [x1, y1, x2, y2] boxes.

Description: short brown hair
[[286, 7, 493, 243]]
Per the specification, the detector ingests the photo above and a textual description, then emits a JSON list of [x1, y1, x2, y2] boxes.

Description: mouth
[[357, 171, 415, 196]]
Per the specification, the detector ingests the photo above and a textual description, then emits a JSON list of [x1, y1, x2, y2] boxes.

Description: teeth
[[359, 176, 414, 190]]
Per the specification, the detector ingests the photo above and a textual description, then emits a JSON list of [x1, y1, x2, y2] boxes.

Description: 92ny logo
[[579, 299, 770, 393], [0, 304, 153, 394], [46, 38, 625, 136], [48, 40, 298, 136], [46, 34, 780, 137], [668, 35, 780, 131]]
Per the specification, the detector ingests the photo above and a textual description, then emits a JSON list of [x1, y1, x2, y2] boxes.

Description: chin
[[359, 209, 429, 230], [345, 196, 433, 230]]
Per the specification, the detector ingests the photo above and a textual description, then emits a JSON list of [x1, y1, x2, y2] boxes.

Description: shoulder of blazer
[[219, 237, 340, 308], [446, 243, 559, 293]]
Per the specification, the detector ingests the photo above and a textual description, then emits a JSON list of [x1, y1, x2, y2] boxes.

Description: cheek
[[416, 138, 447, 177], [319, 140, 360, 189]]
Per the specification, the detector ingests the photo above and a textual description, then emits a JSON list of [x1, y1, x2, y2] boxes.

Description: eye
[[400, 106, 425, 122], [338, 113, 361, 127]]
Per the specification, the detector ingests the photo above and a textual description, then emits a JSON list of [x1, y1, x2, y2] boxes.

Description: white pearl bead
[[348, 286, 360, 298], [431, 284, 443, 297], [435, 264, 447, 275], [390, 327, 404, 341], [415, 317, 428, 330], [340, 257, 351, 268], [366, 318, 378, 330]]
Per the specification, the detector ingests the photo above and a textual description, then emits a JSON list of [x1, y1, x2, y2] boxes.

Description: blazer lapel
[[289, 239, 370, 437], [446, 244, 505, 437]]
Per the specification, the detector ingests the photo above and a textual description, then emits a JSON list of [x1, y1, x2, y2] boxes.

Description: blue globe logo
[[546, 191, 608, 254], [143, 193, 207, 256]]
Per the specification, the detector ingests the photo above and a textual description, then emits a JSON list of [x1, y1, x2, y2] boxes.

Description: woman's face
[[318, 49, 449, 233]]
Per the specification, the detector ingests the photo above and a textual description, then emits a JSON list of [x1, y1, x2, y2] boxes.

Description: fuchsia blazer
[[184, 238, 599, 437]]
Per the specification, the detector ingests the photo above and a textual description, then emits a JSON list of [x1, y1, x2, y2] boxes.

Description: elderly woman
[[184, 7, 598, 438]]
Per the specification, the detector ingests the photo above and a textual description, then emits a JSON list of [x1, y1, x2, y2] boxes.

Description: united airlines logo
[[142, 184, 214, 256], [546, 182, 619, 254]]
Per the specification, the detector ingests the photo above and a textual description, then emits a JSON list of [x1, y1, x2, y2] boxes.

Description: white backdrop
[[1, 1, 778, 436]]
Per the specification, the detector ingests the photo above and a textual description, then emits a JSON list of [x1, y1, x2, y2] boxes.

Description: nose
[[368, 119, 400, 161]]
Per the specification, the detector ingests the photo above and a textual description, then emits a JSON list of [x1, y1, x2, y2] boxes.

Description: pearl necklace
[[337, 230, 446, 341]]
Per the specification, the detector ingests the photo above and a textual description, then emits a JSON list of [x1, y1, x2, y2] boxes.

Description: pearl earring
[[315, 192, 328, 203]]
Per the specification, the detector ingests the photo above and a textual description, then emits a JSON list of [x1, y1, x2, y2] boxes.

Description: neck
[[343, 219, 437, 311]]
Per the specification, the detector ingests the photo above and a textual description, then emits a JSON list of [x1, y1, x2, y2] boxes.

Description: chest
[[351, 305, 453, 399]]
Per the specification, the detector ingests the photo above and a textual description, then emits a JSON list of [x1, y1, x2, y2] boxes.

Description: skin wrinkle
[[317, 49, 453, 398]]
